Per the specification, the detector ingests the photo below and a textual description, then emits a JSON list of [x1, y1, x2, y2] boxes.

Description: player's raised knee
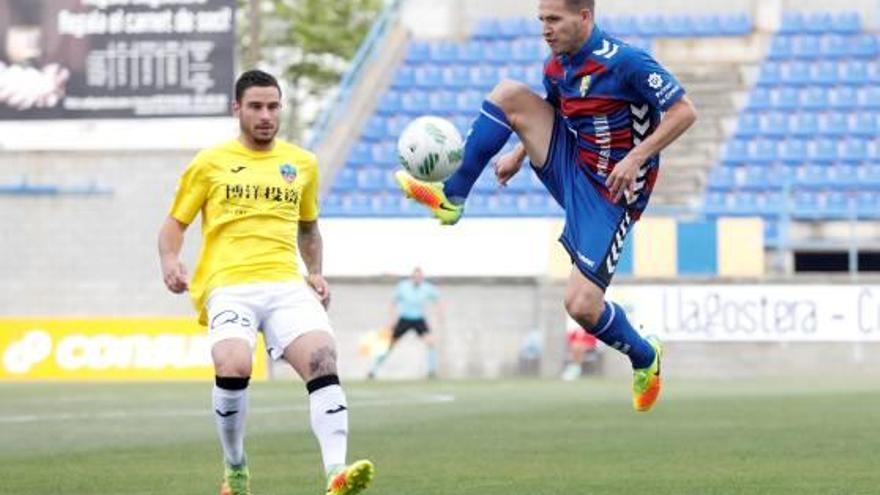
[[489, 79, 537, 113]]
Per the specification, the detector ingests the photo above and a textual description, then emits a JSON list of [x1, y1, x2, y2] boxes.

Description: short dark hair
[[565, 0, 595, 13], [234, 70, 281, 102]]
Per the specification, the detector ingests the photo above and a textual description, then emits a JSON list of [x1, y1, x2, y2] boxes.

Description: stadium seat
[[635, 15, 667, 37], [391, 66, 415, 89], [767, 36, 793, 60], [404, 42, 430, 64], [357, 168, 386, 191], [735, 113, 760, 138], [441, 65, 470, 89], [762, 113, 790, 139], [796, 164, 829, 189], [469, 66, 500, 90], [780, 139, 809, 164], [456, 90, 483, 113], [428, 91, 457, 114], [801, 87, 830, 111], [793, 36, 821, 59], [783, 62, 811, 86], [790, 114, 818, 139], [757, 63, 781, 86], [499, 64, 527, 82], [747, 88, 772, 111], [804, 12, 833, 35], [811, 139, 839, 163], [511, 40, 543, 63], [861, 165, 880, 189], [331, 168, 357, 192], [608, 15, 638, 37], [430, 41, 458, 64], [730, 191, 760, 215], [831, 12, 861, 34], [774, 87, 800, 110], [851, 34, 878, 58], [473, 18, 500, 40], [851, 113, 877, 137], [753, 140, 778, 164], [414, 65, 443, 89], [831, 165, 860, 187], [811, 60, 839, 86], [486, 41, 513, 65], [377, 91, 401, 115], [840, 61, 869, 85], [860, 87, 880, 110], [840, 139, 868, 163], [387, 116, 408, 138], [856, 191, 880, 219], [829, 86, 857, 110], [779, 12, 805, 35], [361, 116, 388, 142], [792, 190, 822, 219], [722, 140, 749, 166], [819, 112, 848, 137], [348, 142, 371, 167], [401, 91, 429, 115], [665, 15, 695, 37], [369, 142, 397, 168], [457, 41, 484, 64], [822, 35, 849, 59], [693, 15, 723, 37], [720, 13, 751, 35], [466, 193, 490, 216], [741, 165, 771, 191], [825, 191, 853, 219]]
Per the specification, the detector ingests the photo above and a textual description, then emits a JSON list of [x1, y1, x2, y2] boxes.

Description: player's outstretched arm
[[607, 96, 698, 202], [299, 220, 330, 308], [158, 216, 190, 294]]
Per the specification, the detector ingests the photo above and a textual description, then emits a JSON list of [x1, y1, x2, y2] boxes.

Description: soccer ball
[[397, 116, 464, 182]]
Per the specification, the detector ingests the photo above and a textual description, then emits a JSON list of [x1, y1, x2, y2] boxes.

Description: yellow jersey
[[169, 138, 320, 325]]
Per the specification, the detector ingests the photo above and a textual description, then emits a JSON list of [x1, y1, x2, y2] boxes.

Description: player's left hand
[[605, 152, 644, 203], [307, 274, 331, 308]]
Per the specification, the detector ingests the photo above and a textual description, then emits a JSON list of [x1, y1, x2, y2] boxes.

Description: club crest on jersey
[[279, 163, 297, 183], [648, 72, 664, 89], [579, 75, 592, 97]]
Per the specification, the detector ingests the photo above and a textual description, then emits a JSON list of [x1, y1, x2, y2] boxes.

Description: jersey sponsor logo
[[592, 39, 619, 59], [231, 166, 247, 173], [225, 184, 300, 204], [279, 163, 297, 183], [647, 72, 664, 90], [579, 75, 592, 97], [576, 251, 596, 269]]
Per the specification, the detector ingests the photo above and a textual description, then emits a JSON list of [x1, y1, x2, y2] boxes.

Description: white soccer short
[[205, 281, 334, 360]]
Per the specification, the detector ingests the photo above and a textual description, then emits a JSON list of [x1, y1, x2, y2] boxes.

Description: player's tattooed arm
[[299, 220, 331, 307]]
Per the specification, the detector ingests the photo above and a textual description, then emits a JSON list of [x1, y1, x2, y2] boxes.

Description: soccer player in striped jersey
[[396, 0, 697, 411], [158, 70, 374, 495]]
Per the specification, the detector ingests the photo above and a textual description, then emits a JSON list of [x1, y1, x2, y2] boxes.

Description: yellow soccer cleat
[[326, 460, 375, 495], [632, 336, 663, 412], [394, 170, 463, 225], [219, 463, 251, 495]]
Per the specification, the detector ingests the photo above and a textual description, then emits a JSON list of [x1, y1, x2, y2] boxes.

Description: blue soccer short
[[532, 112, 635, 290]]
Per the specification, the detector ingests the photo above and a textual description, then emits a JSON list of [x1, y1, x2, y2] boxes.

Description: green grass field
[[1, 378, 878, 494]]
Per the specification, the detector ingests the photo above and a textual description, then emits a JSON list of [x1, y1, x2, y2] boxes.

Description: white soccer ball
[[397, 116, 464, 182]]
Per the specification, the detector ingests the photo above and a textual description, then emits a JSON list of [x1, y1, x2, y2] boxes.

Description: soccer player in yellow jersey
[[158, 70, 374, 495]]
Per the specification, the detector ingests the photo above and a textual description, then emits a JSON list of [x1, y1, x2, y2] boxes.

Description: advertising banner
[[607, 285, 880, 342], [0, 318, 268, 381], [0, 0, 235, 119]]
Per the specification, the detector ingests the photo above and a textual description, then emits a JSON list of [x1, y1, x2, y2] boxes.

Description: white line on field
[[0, 393, 455, 424]]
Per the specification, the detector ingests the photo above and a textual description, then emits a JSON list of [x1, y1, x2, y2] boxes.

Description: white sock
[[309, 383, 348, 474], [213, 385, 248, 466]]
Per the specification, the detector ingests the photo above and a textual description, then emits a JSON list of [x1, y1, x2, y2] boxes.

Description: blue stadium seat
[[861, 87, 880, 110], [720, 13, 751, 35], [428, 91, 457, 114], [753, 140, 778, 164], [780, 12, 805, 34], [635, 15, 667, 37], [361, 116, 387, 142], [405, 42, 430, 64], [811, 139, 839, 163], [857, 191, 880, 219], [391, 66, 415, 89], [851, 34, 878, 58], [499, 64, 527, 82], [441, 65, 470, 89], [811, 60, 839, 86], [414, 65, 443, 89], [804, 12, 833, 34], [506, 170, 533, 192], [757, 63, 781, 86], [370, 142, 397, 168], [747, 88, 772, 111], [473, 18, 500, 40], [469, 66, 500, 90], [401, 91, 428, 115], [852, 113, 877, 137], [730, 191, 760, 215], [473, 169, 498, 193], [511, 40, 543, 63], [780, 139, 809, 164], [486, 41, 513, 65], [801, 87, 830, 111], [840, 139, 868, 163], [497, 17, 526, 39], [331, 168, 357, 192], [525, 64, 544, 91], [735, 113, 760, 138], [377, 91, 401, 115], [819, 112, 848, 137], [825, 191, 853, 219], [702, 191, 729, 216], [457, 42, 484, 64], [693, 15, 723, 37], [320, 194, 343, 216], [451, 115, 471, 135], [774, 87, 800, 110], [386, 116, 408, 138], [609, 15, 638, 37], [666, 15, 695, 37], [708, 166, 736, 190], [466, 193, 490, 216], [796, 164, 829, 189], [829, 86, 857, 110], [861, 165, 880, 189], [761, 113, 789, 139], [832, 12, 861, 34], [792, 190, 822, 219], [722, 140, 749, 166], [429, 41, 458, 64], [347, 142, 371, 168], [840, 60, 869, 85], [357, 168, 386, 191], [456, 90, 483, 113], [742, 165, 771, 191], [783, 62, 812, 86], [793, 36, 821, 59], [767, 36, 793, 60], [822, 35, 849, 59], [831, 165, 860, 187], [790, 114, 818, 139]]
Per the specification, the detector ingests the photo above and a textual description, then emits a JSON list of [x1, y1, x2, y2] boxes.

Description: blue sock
[[443, 100, 512, 204], [587, 302, 656, 369]]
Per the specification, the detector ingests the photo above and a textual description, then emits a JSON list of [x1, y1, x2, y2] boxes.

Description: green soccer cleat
[[632, 335, 663, 412], [394, 170, 463, 225], [325, 459, 375, 495], [219, 463, 251, 495]]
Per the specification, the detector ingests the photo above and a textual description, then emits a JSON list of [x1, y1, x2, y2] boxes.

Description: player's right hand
[[161, 257, 189, 294], [494, 150, 524, 186]]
